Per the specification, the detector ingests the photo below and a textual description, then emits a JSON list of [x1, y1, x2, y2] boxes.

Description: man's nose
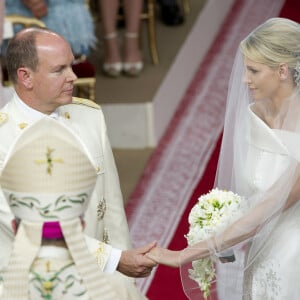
[[68, 67, 78, 81]]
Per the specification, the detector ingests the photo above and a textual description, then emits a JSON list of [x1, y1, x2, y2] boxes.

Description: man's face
[[31, 33, 77, 113]]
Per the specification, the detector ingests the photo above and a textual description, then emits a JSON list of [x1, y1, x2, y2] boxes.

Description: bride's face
[[243, 58, 281, 101]]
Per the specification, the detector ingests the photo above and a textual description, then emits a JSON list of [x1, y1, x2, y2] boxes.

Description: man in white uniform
[[0, 117, 132, 299], [0, 26, 156, 298]]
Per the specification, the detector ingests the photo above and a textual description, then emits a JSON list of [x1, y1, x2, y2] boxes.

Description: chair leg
[[88, 82, 96, 101], [182, 0, 190, 15], [147, 0, 159, 65], [74, 78, 96, 101]]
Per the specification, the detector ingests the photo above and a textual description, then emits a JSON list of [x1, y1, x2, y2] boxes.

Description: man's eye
[[54, 67, 64, 73]]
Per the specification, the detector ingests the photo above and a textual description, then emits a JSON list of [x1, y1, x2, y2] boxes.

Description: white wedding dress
[[218, 106, 300, 300]]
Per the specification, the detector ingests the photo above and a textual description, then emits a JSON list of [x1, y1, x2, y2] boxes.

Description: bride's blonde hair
[[240, 18, 300, 72]]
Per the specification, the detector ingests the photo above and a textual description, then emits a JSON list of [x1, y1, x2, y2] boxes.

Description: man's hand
[[117, 241, 157, 278]]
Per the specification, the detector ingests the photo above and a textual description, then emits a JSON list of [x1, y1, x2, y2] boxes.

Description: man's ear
[[17, 67, 33, 89], [278, 63, 289, 80], [11, 219, 17, 235]]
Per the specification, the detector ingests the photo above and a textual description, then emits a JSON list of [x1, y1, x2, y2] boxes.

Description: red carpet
[[146, 136, 222, 300], [144, 0, 300, 299]]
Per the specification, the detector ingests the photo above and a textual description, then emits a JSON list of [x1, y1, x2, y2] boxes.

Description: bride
[[147, 17, 300, 299]]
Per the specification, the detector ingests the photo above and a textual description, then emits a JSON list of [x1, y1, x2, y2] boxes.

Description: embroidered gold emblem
[[64, 112, 70, 119], [94, 242, 110, 270], [35, 147, 64, 175], [0, 112, 8, 125], [97, 198, 106, 220], [42, 281, 53, 292], [95, 243, 105, 269], [72, 97, 100, 109], [18, 122, 28, 129], [103, 228, 110, 244], [46, 260, 51, 272]]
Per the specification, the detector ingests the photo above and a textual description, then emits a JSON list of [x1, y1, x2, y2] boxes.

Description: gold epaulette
[[72, 97, 100, 109]]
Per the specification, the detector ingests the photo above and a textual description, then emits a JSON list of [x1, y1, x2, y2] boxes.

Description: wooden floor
[[113, 147, 153, 204]]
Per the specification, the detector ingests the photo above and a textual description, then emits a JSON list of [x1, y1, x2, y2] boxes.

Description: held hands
[[146, 246, 181, 268], [147, 243, 227, 267], [117, 242, 182, 278], [117, 241, 158, 278]]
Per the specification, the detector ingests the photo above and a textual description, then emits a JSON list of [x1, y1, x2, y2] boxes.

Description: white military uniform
[[0, 117, 131, 299], [0, 93, 145, 299], [1, 241, 128, 299]]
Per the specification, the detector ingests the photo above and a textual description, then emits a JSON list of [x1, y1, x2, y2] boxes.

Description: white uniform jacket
[[0, 94, 145, 299]]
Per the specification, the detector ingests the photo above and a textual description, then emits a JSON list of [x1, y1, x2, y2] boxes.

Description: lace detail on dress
[[251, 257, 282, 299]]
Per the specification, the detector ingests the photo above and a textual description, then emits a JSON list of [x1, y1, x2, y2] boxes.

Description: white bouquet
[[185, 188, 246, 299]]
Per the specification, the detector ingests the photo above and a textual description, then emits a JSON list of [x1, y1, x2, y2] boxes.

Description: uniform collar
[[14, 93, 59, 121]]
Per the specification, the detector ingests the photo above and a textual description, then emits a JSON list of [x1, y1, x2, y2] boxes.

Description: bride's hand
[[146, 247, 181, 268]]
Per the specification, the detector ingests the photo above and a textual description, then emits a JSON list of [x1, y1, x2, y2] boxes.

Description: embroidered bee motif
[[97, 198, 106, 220], [103, 228, 110, 244]]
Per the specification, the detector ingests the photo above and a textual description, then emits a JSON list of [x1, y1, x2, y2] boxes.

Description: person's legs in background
[[98, 0, 143, 77], [122, 0, 143, 76], [98, 0, 122, 77]]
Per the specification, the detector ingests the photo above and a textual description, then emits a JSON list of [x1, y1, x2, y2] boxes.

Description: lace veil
[[180, 17, 300, 299]]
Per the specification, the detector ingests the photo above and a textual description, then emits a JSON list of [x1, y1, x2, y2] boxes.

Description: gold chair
[[140, 0, 159, 65], [5, 14, 46, 29], [181, 0, 190, 15], [2, 15, 96, 101], [136, 0, 189, 64]]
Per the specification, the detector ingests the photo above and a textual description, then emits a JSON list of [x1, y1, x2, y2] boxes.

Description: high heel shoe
[[103, 62, 122, 78], [122, 61, 143, 77], [102, 32, 122, 77], [123, 32, 143, 77]]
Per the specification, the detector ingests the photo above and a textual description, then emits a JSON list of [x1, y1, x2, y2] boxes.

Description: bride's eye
[[248, 67, 258, 74]]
